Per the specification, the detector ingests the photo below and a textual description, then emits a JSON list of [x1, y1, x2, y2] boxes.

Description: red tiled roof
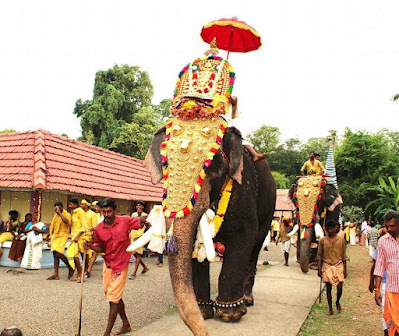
[[276, 189, 296, 211], [0, 130, 163, 202]]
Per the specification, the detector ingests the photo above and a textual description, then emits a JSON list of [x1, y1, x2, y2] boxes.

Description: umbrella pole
[[226, 28, 234, 60]]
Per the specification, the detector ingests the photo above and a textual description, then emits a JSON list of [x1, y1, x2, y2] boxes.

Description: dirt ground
[[0, 244, 284, 336], [299, 244, 383, 336]]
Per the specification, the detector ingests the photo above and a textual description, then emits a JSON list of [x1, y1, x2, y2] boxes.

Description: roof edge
[[33, 130, 47, 189]]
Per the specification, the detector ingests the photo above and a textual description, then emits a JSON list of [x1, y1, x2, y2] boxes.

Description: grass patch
[[299, 245, 382, 336]]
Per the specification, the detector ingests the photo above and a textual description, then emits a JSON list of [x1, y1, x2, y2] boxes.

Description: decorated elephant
[[289, 176, 342, 274], [142, 49, 276, 336]]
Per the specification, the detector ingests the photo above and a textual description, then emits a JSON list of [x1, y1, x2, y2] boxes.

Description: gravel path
[[0, 244, 285, 336]]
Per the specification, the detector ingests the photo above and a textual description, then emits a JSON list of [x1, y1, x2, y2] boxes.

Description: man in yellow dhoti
[[67, 198, 88, 282], [46, 202, 74, 280], [0, 210, 21, 258], [81, 198, 98, 277], [317, 220, 348, 315]]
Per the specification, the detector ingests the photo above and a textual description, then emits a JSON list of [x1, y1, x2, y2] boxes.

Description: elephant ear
[[224, 127, 243, 185], [324, 184, 343, 212], [144, 126, 166, 184], [288, 184, 296, 205]]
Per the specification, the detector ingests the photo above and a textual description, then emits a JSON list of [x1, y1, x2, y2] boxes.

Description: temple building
[[0, 130, 163, 223]]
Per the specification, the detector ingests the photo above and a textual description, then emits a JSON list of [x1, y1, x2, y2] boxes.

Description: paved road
[[0, 244, 318, 336], [135, 254, 320, 336]]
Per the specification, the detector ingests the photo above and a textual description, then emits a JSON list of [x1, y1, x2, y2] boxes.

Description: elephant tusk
[[126, 226, 154, 253], [198, 212, 216, 263]]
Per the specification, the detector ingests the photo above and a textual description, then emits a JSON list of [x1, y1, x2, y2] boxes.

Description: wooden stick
[[319, 276, 323, 303], [76, 250, 87, 336]]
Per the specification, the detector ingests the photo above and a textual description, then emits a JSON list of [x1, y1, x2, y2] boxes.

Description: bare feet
[[70, 276, 81, 282], [253, 153, 267, 162], [129, 274, 136, 280], [158, 263, 163, 268], [327, 309, 334, 316], [141, 268, 149, 274], [336, 303, 342, 313], [68, 268, 75, 279], [46, 275, 60, 280], [113, 325, 131, 335]]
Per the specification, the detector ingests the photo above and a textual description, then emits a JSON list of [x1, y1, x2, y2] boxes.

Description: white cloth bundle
[[193, 209, 216, 263], [126, 205, 166, 254], [314, 223, 325, 241]]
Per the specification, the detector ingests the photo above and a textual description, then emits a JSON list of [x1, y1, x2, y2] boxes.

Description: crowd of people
[[0, 199, 157, 280]]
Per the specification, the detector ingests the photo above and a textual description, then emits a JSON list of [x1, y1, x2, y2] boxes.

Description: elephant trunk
[[299, 227, 314, 273], [167, 180, 211, 336]]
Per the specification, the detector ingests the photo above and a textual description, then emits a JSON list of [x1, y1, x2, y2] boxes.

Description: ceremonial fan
[[200, 17, 262, 59]]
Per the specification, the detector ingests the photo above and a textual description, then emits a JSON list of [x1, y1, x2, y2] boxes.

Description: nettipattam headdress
[[171, 43, 235, 120]]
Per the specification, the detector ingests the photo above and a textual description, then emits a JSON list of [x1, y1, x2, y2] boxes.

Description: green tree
[[109, 106, 162, 159], [153, 98, 172, 119], [271, 171, 290, 189], [335, 129, 399, 217], [74, 64, 154, 148], [301, 137, 330, 161], [268, 138, 308, 183], [341, 205, 364, 222], [0, 129, 16, 133], [366, 177, 399, 219], [247, 125, 280, 155]]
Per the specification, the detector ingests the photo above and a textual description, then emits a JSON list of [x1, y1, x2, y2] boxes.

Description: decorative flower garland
[[213, 178, 233, 236], [292, 179, 326, 240], [160, 119, 228, 218]]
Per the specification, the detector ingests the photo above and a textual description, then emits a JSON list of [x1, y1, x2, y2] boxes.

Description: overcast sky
[[1, 0, 398, 143]]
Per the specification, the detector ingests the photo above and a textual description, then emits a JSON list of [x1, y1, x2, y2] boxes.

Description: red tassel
[[304, 231, 307, 239], [296, 212, 300, 218], [312, 213, 317, 220], [321, 181, 326, 187]]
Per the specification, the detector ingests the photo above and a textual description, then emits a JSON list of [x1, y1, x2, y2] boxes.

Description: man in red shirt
[[85, 198, 147, 336], [374, 210, 399, 336]]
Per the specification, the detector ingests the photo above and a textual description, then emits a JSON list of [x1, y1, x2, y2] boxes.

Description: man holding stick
[[84, 198, 147, 336]]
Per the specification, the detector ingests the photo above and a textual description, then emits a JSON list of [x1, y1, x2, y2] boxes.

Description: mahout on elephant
[[141, 45, 276, 336], [289, 175, 342, 274]]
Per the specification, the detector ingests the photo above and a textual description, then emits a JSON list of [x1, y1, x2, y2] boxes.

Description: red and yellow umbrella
[[200, 17, 262, 59]]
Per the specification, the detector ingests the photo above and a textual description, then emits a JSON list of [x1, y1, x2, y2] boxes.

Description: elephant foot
[[197, 300, 214, 320], [214, 296, 247, 322], [244, 292, 254, 306]]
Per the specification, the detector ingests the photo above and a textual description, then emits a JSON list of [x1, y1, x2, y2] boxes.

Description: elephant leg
[[299, 227, 314, 273], [192, 259, 214, 319], [243, 234, 265, 306], [215, 232, 255, 322]]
